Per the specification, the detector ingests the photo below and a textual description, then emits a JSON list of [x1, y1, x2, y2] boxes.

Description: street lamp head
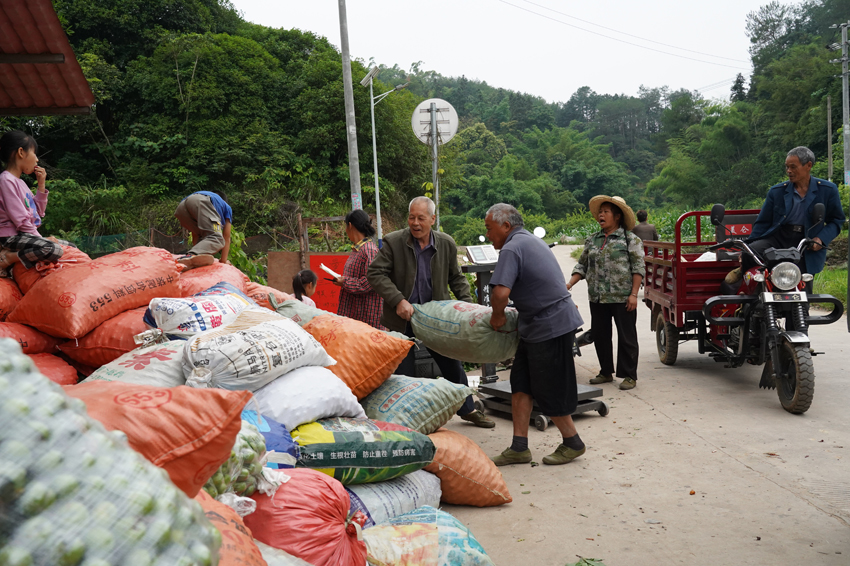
[[394, 83, 408, 91], [360, 66, 380, 87]]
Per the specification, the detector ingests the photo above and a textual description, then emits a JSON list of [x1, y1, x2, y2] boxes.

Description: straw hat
[[588, 195, 637, 231]]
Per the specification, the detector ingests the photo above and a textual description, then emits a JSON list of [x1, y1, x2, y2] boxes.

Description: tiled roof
[[0, 0, 94, 116]]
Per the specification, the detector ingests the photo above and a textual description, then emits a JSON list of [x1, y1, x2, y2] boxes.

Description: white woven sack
[[147, 284, 259, 338], [252, 365, 366, 431], [183, 310, 336, 392], [81, 341, 186, 387]]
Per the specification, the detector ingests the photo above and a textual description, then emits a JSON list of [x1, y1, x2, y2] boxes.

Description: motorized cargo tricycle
[[642, 206, 844, 414]]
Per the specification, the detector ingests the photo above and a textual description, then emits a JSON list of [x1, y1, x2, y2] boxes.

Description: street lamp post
[[360, 66, 407, 248]]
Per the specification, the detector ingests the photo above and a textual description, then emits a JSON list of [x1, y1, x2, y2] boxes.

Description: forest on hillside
[[2, 0, 849, 250]]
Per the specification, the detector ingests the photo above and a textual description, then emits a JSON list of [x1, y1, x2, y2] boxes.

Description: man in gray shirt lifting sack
[[486, 203, 586, 466]]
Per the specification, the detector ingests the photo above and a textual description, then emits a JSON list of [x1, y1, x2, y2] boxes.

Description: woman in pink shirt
[[0, 131, 63, 277]]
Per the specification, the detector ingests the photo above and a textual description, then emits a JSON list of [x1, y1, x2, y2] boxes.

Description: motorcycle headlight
[[770, 262, 801, 290]]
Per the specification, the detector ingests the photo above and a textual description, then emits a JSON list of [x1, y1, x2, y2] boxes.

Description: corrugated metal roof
[[0, 0, 95, 116]]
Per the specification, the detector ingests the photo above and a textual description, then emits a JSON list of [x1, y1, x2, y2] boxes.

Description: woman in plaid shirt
[[332, 210, 387, 330]]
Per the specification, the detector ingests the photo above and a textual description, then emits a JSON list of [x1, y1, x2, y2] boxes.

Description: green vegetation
[[0, 0, 847, 267]]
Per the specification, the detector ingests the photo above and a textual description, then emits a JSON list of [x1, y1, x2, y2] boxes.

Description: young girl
[[0, 131, 63, 277], [292, 269, 318, 307]]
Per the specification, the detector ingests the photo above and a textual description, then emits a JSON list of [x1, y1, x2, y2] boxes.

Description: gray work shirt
[[409, 231, 436, 304], [489, 228, 584, 343]]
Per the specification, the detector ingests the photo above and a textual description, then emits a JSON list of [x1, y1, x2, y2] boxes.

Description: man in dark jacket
[[367, 196, 494, 428], [745, 146, 845, 277], [631, 210, 659, 242]]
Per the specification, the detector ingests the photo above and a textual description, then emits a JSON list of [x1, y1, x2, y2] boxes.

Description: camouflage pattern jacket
[[572, 227, 646, 303]]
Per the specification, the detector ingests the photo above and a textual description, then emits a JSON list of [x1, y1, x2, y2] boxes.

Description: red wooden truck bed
[[643, 209, 760, 329]]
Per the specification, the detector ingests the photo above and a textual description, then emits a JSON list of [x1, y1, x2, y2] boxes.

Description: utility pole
[[830, 21, 850, 331], [430, 102, 440, 230], [827, 95, 833, 182], [338, 0, 362, 210]]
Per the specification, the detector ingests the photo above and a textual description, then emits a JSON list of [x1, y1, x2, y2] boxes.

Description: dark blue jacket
[[748, 176, 845, 274]]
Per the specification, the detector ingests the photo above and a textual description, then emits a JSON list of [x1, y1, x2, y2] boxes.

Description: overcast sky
[[231, 0, 771, 104]]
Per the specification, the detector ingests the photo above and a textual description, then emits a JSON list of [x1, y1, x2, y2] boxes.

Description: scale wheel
[[597, 401, 610, 417], [534, 415, 550, 431], [473, 399, 485, 412]]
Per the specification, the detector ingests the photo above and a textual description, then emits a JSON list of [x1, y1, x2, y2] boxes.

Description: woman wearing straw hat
[[566, 196, 646, 390]]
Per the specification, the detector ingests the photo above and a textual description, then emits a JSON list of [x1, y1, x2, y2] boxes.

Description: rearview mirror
[[533, 227, 546, 238], [710, 204, 725, 226], [811, 203, 825, 226]]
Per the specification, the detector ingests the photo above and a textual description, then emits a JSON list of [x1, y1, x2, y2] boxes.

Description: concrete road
[[450, 244, 849, 566]]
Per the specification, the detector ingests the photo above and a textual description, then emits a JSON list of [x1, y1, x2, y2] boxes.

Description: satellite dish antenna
[[411, 98, 459, 232], [533, 227, 546, 238]]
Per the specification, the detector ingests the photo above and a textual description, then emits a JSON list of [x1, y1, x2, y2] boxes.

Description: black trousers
[[395, 323, 475, 416], [589, 302, 639, 380]]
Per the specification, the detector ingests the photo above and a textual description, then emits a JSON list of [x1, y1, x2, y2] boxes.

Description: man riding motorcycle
[[738, 146, 845, 285]]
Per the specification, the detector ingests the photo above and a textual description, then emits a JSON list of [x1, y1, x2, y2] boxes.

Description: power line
[[696, 77, 738, 92], [521, 0, 749, 63], [496, 0, 749, 71]]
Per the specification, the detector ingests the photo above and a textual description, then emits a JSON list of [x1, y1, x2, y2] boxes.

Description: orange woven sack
[[63, 381, 251, 497], [59, 306, 149, 367], [8, 247, 180, 339], [28, 353, 79, 385], [12, 244, 92, 294], [302, 314, 412, 399], [424, 428, 512, 507], [179, 261, 249, 296], [0, 278, 22, 321], [195, 491, 268, 566], [245, 468, 367, 566], [0, 322, 62, 354], [245, 281, 293, 310]]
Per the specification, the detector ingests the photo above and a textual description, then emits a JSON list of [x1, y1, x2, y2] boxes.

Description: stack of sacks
[[360, 374, 512, 508], [364, 506, 496, 566], [178, 260, 249, 295], [2, 246, 182, 384]]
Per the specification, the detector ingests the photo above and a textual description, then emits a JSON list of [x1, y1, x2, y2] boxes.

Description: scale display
[[466, 245, 498, 264]]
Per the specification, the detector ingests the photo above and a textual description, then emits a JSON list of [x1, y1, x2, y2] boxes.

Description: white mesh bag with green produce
[[202, 420, 289, 500], [0, 338, 222, 566]]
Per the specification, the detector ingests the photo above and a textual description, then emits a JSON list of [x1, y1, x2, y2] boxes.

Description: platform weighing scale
[[461, 243, 609, 431]]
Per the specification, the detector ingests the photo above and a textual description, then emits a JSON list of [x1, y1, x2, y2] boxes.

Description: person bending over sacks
[[174, 190, 233, 270]]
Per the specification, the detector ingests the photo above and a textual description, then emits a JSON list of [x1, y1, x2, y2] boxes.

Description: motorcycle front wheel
[[775, 340, 815, 414]]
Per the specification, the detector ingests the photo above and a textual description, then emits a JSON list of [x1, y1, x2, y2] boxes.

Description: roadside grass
[[813, 267, 848, 310]]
